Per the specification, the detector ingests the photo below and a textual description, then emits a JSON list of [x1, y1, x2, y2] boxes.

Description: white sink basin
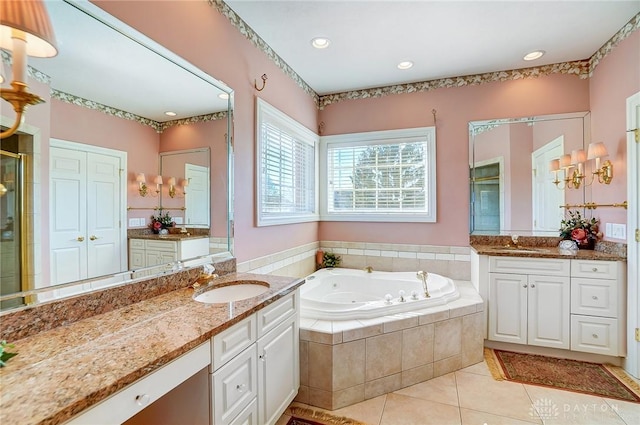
[[194, 281, 269, 303]]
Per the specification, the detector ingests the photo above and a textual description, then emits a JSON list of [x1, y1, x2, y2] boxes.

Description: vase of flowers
[[150, 210, 175, 234], [559, 210, 601, 250]]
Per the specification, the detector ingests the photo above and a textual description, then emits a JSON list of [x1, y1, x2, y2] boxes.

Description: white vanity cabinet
[[570, 260, 626, 356], [210, 290, 299, 425], [128, 237, 209, 270], [488, 257, 570, 349], [66, 342, 211, 425]]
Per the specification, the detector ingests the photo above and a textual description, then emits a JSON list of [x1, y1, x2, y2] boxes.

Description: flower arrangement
[[559, 210, 601, 247], [0, 340, 17, 367], [322, 252, 342, 268], [150, 210, 174, 233]]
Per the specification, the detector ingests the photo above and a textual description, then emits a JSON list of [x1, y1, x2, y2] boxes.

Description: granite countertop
[[471, 244, 626, 261], [128, 233, 209, 241], [0, 273, 304, 425]]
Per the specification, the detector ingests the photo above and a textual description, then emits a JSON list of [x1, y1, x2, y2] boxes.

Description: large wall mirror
[[0, 0, 233, 311], [469, 112, 590, 236]]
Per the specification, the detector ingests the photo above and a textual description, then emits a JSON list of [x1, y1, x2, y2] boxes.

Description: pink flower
[[153, 221, 162, 230], [571, 228, 587, 241]]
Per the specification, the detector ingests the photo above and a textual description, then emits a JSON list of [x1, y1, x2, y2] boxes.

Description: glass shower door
[[0, 149, 24, 309]]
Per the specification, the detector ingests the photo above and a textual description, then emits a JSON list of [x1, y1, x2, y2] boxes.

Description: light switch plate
[[128, 218, 139, 227]]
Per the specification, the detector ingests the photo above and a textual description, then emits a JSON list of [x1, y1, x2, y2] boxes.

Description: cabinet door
[[129, 249, 145, 269], [488, 273, 527, 344], [257, 315, 299, 425], [212, 345, 258, 425], [527, 275, 570, 349]]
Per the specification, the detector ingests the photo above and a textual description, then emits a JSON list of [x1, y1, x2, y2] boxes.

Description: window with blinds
[[320, 127, 436, 222], [256, 98, 318, 226]]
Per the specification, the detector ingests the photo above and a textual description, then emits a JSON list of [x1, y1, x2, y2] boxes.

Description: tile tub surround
[[320, 241, 472, 281], [0, 271, 303, 425], [297, 281, 484, 410]]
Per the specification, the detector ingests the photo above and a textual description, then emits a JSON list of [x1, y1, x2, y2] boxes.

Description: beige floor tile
[[458, 360, 492, 377], [380, 393, 461, 425], [524, 384, 627, 425], [330, 395, 387, 425], [460, 408, 542, 425], [393, 372, 459, 407], [604, 398, 640, 425], [455, 370, 538, 423]]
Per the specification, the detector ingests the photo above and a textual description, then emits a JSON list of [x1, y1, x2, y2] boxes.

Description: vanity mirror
[[0, 0, 233, 311], [469, 112, 590, 236]]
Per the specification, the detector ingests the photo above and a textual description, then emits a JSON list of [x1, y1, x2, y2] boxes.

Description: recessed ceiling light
[[311, 37, 331, 49], [218, 93, 229, 100], [165, 111, 177, 117], [397, 61, 414, 70], [523, 50, 545, 61]]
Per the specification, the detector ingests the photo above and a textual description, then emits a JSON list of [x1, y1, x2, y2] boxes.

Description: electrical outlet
[[128, 218, 139, 227], [611, 223, 626, 239]]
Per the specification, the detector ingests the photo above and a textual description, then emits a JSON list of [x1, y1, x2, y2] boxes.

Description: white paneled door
[[50, 140, 126, 285], [185, 163, 210, 226]]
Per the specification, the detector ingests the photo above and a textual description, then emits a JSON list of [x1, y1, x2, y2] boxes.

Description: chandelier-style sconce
[[549, 142, 613, 190], [137, 174, 188, 197], [136, 173, 148, 197], [167, 177, 176, 198], [1, 0, 58, 139]]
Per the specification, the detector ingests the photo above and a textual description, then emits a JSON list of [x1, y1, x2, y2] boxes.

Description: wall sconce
[[550, 142, 614, 190], [182, 178, 189, 195], [153, 175, 163, 195], [0, 0, 58, 139], [167, 177, 176, 198], [587, 142, 613, 184], [136, 173, 148, 197]]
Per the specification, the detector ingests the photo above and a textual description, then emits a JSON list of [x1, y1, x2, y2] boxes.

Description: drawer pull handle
[[523, 284, 528, 288], [259, 354, 266, 361], [592, 334, 598, 339], [236, 384, 246, 392], [592, 267, 598, 272], [530, 284, 535, 288], [592, 295, 598, 300], [135, 394, 150, 406]]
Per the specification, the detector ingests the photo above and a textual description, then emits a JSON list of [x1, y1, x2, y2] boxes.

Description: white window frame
[[320, 127, 437, 222], [256, 97, 319, 226]]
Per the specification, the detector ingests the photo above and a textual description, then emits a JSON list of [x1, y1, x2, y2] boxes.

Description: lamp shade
[[167, 177, 176, 186], [153, 176, 163, 185], [559, 154, 572, 169], [587, 142, 608, 160], [570, 149, 586, 165], [136, 173, 146, 183], [0, 0, 57, 57], [549, 159, 560, 172], [182, 179, 189, 187]]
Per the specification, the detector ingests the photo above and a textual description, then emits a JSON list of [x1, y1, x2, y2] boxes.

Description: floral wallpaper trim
[[1, 50, 50, 85], [208, 0, 319, 106], [588, 12, 640, 76], [51, 90, 227, 133], [213, 1, 638, 110]]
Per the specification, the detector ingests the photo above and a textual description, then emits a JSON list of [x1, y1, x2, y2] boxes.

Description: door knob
[[530, 284, 536, 288], [77, 236, 84, 242], [89, 235, 98, 241]]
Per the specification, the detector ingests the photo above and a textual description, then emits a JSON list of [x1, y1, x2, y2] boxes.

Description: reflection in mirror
[[160, 148, 211, 228], [0, 0, 233, 311], [469, 112, 590, 236]]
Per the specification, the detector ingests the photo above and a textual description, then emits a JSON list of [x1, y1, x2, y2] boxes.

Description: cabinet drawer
[[570, 315, 619, 356], [571, 260, 618, 279], [489, 257, 569, 276], [129, 239, 145, 249], [230, 398, 258, 425], [67, 342, 210, 425], [571, 278, 618, 318], [212, 345, 258, 425], [257, 291, 298, 338], [145, 240, 178, 252], [213, 315, 257, 371]]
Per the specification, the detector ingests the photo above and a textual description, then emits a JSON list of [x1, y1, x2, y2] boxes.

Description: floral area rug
[[286, 405, 366, 425], [485, 348, 640, 403]]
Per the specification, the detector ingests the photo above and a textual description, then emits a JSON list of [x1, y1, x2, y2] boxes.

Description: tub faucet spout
[[416, 270, 430, 298]]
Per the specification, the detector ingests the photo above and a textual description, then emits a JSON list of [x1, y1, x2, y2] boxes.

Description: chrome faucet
[[363, 266, 373, 273], [416, 270, 430, 298]]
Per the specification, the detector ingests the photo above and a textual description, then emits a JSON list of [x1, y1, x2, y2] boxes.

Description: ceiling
[[225, 0, 640, 95]]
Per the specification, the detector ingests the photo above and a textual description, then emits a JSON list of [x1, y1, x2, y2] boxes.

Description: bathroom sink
[[194, 281, 269, 303]]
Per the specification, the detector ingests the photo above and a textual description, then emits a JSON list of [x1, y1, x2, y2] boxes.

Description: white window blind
[[321, 127, 436, 222], [256, 98, 318, 226]]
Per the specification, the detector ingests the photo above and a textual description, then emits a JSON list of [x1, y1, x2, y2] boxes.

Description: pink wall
[[589, 31, 640, 240], [319, 75, 590, 246], [95, 1, 320, 262], [509, 123, 533, 230]]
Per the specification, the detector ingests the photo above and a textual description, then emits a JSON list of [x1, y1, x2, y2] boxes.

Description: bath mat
[[484, 348, 640, 403], [286, 405, 367, 425]]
